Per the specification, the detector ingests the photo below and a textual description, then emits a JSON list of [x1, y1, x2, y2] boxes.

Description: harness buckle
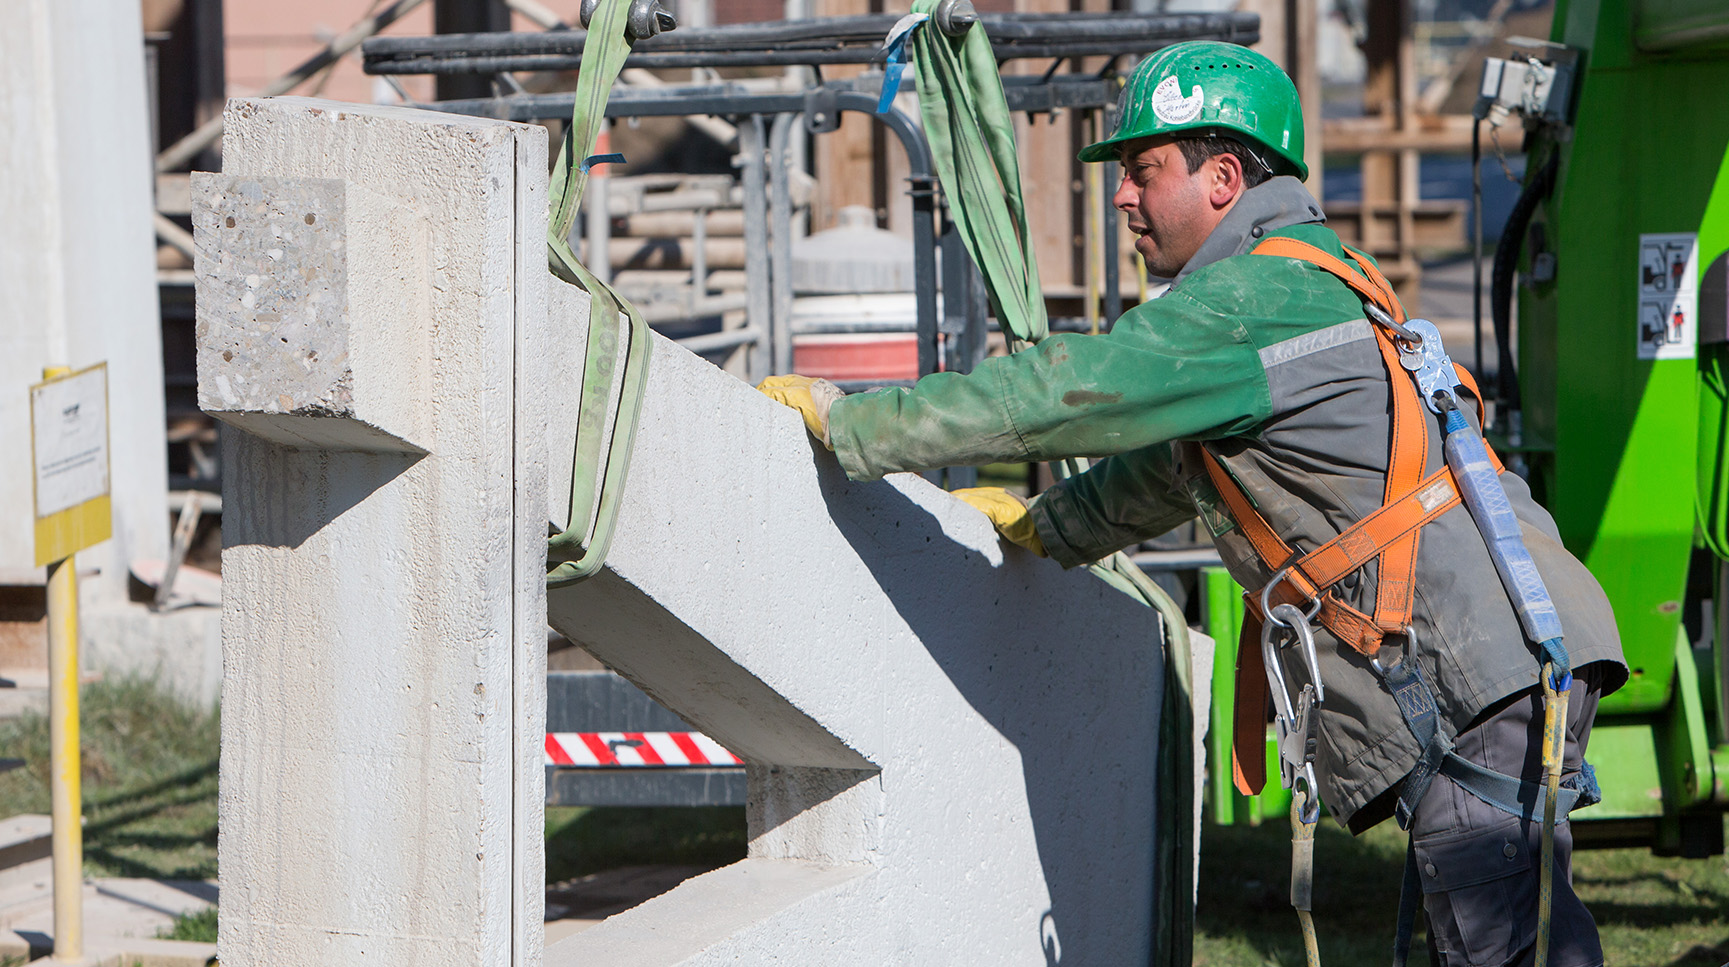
[[1372, 624, 1417, 678]]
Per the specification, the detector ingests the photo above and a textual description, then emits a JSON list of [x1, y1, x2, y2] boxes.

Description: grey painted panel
[[547, 670, 695, 733], [545, 766, 747, 808]]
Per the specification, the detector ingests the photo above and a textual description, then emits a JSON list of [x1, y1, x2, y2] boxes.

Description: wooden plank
[[1322, 115, 1476, 154], [1015, 0, 1079, 295], [811, 0, 877, 233]]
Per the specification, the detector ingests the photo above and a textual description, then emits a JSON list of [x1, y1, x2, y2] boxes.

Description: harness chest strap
[[1218, 237, 1506, 795]]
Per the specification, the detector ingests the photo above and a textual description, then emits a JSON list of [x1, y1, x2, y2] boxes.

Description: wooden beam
[[1322, 115, 1476, 154]]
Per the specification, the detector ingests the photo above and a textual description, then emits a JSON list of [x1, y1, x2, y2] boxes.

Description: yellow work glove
[[951, 487, 1047, 557], [756, 374, 844, 448]]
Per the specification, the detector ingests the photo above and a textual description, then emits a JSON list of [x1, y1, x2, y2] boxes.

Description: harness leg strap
[[1382, 653, 1453, 830]]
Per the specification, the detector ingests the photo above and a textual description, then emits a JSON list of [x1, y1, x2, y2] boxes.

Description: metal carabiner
[[1363, 301, 1424, 353], [1261, 609, 1296, 727], [1278, 681, 1323, 792], [1268, 602, 1325, 706], [1262, 596, 1327, 793]]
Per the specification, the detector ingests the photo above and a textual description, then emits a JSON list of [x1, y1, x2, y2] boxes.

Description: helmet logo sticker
[[1149, 74, 1204, 125]]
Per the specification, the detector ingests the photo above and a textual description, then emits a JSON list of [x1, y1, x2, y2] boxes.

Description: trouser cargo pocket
[[1415, 811, 1600, 967]]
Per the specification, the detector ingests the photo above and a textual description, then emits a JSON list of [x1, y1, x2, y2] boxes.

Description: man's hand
[[951, 487, 1047, 557], [756, 374, 844, 448]]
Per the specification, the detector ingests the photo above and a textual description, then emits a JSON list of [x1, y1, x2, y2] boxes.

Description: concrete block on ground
[[198, 97, 549, 967], [0, 816, 50, 894], [544, 292, 1169, 964], [0, 875, 214, 956], [6, 934, 216, 967], [79, 603, 221, 709]]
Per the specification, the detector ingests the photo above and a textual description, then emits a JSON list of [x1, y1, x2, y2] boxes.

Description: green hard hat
[[1079, 41, 1308, 180]]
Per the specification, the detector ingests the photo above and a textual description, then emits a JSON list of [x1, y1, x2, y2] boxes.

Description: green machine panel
[[1521, 0, 1729, 716]]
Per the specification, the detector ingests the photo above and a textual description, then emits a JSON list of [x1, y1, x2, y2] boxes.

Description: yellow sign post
[[30, 362, 111, 965]]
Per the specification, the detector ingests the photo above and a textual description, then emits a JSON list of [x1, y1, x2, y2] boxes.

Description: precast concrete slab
[[197, 97, 550, 967], [543, 289, 1171, 965]]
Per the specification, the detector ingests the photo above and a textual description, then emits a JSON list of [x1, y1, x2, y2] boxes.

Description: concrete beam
[[197, 97, 549, 966], [544, 287, 1170, 963]]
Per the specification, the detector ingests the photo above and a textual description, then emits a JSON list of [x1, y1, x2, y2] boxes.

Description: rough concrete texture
[[194, 174, 432, 452], [200, 98, 549, 966], [544, 289, 1171, 964]]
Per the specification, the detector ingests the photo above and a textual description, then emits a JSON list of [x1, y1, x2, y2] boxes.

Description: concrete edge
[[543, 858, 872, 966]]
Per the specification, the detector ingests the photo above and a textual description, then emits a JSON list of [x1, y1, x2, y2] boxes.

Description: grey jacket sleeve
[[1028, 443, 1198, 568]]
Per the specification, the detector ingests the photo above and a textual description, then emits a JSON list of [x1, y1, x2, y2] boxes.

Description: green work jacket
[[826, 177, 1626, 824]]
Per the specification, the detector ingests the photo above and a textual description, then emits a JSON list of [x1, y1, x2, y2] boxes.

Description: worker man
[[760, 40, 1624, 966]]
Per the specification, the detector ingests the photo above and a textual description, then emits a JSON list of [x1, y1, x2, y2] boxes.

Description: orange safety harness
[[1208, 236, 1504, 796]]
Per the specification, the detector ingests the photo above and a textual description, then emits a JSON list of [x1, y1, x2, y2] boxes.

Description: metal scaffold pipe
[[362, 11, 1259, 74]]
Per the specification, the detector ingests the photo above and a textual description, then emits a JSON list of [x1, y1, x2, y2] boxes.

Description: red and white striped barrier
[[544, 731, 743, 768]]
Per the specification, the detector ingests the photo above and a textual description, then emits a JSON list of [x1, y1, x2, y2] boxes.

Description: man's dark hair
[[1174, 135, 1274, 188]]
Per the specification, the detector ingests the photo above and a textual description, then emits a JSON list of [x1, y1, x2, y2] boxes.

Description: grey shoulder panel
[[1257, 318, 1373, 370]]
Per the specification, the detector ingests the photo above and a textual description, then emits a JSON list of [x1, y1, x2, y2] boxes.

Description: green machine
[[1512, 0, 1729, 855], [1206, 0, 1729, 853]]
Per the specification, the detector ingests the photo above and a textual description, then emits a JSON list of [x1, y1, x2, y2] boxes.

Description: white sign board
[[31, 364, 110, 518], [1637, 232, 1698, 361]]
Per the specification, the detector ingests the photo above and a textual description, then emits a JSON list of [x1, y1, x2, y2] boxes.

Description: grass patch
[[0, 676, 219, 880], [544, 806, 747, 884], [158, 904, 218, 942], [1197, 815, 1430, 964], [1196, 816, 1729, 966]]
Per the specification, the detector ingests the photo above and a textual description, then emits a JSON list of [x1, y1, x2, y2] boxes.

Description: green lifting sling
[[904, 4, 1196, 961], [545, 0, 652, 588]]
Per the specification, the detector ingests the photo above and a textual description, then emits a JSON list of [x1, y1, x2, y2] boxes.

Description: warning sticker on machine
[[1637, 232, 1698, 360]]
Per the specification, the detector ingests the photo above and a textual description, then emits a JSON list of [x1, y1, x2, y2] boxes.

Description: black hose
[[1472, 118, 1484, 382], [1490, 152, 1559, 412]]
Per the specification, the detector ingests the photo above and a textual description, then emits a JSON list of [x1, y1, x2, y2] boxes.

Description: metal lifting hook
[[580, 0, 678, 39], [1259, 576, 1326, 823], [933, 0, 981, 35]]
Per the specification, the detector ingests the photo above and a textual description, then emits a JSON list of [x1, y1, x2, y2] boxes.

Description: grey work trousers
[[1411, 665, 1605, 967]]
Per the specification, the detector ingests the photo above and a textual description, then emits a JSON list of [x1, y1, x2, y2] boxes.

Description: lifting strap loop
[[545, 0, 653, 588], [904, 0, 1048, 346]]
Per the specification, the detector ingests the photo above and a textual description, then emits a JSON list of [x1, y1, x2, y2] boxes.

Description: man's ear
[[1209, 152, 1246, 208]]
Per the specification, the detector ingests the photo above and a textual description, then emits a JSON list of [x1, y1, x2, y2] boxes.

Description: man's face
[[1113, 137, 1238, 278]]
